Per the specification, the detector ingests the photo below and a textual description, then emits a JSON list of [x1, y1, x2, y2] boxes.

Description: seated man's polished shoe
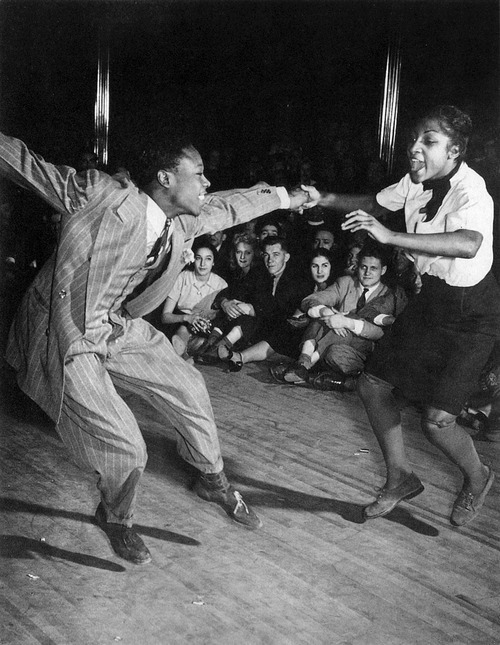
[[194, 471, 262, 529], [94, 503, 152, 564], [450, 466, 495, 526], [310, 371, 354, 392], [363, 472, 424, 520]]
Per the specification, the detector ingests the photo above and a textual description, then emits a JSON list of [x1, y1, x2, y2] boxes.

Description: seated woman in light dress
[[161, 241, 227, 359]]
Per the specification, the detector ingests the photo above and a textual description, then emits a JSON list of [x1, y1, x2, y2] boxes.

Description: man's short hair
[[255, 214, 281, 237], [126, 126, 196, 188], [261, 235, 289, 254], [314, 227, 335, 239], [358, 241, 389, 267]]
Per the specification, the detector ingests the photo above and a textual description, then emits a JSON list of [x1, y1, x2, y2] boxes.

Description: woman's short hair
[[191, 240, 218, 262], [421, 105, 472, 159], [232, 231, 258, 249], [308, 247, 335, 267], [229, 232, 259, 271], [308, 248, 336, 285]]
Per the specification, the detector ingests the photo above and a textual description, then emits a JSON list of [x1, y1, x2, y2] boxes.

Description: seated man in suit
[[276, 242, 407, 391], [212, 237, 312, 370], [1, 129, 310, 565]]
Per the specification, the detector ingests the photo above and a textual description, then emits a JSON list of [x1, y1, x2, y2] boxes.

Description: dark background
[[0, 0, 498, 179]]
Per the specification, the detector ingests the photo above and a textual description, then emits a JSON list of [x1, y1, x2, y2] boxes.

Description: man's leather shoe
[[310, 372, 355, 391], [194, 471, 262, 529], [363, 472, 424, 519], [94, 503, 152, 564], [450, 466, 495, 526]]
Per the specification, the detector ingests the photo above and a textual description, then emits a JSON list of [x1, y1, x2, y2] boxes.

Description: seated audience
[[195, 232, 264, 360], [254, 216, 282, 241], [343, 240, 362, 277], [204, 229, 233, 280], [228, 248, 337, 369], [272, 242, 407, 391], [342, 231, 369, 276], [313, 227, 336, 252], [200, 237, 310, 370], [160, 241, 227, 359]]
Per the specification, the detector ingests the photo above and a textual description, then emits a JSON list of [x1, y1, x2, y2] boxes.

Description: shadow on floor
[[0, 498, 201, 546], [231, 473, 440, 536], [0, 534, 126, 572]]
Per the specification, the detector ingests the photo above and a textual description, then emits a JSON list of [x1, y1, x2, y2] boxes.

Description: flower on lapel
[[181, 248, 195, 265]]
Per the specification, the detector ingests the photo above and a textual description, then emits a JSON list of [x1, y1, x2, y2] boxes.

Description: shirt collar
[[359, 282, 380, 298], [271, 266, 286, 282], [146, 196, 167, 237]]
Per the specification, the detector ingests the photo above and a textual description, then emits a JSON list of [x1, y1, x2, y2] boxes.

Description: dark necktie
[[146, 218, 172, 266], [356, 288, 369, 313]]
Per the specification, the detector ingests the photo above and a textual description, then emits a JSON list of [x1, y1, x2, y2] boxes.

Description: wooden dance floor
[[1, 358, 499, 645]]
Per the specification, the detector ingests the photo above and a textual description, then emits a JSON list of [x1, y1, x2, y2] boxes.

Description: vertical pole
[[94, 26, 110, 167], [378, 14, 402, 176]]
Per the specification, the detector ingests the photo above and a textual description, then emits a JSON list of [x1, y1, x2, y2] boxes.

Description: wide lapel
[[370, 282, 386, 300], [125, 221, 186, 318], [347, 278, 360, 311]]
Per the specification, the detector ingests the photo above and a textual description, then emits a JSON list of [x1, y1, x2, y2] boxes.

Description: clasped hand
[[222, 299, 254, 319], [187, 313, 210, 333], [320, 312, 351, 338], [288, 186, 319, 212]]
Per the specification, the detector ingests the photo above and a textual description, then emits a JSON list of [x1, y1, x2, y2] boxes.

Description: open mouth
[[409, 158, 425, 172]]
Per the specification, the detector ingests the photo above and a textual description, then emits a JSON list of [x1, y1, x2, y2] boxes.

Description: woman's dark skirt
[[366, 272, 500, 415]]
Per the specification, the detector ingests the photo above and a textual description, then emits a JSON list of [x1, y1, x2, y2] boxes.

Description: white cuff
[[308, 305, 334, 318], [374, 313, 394, 326], [352, 319, 364, 335], [276, 186, 290, 209]]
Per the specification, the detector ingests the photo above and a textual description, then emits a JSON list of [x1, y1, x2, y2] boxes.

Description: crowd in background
[[1, 125, 499, 437]]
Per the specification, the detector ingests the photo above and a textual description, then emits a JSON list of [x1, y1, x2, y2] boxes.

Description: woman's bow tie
[[419, 162, 461, 221]]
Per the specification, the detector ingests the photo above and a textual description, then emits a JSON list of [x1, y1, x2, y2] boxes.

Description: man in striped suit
[[1, 131, 309, 564]]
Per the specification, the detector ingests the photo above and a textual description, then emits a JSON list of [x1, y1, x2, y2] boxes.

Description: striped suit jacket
[[1, 133, 281, 421]]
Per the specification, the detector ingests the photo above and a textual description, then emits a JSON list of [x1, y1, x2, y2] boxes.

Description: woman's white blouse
[[376, 162, 494, 287]]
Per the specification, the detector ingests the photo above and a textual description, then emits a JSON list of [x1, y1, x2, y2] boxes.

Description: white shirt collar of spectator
[[359, 282, 380, 299]]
